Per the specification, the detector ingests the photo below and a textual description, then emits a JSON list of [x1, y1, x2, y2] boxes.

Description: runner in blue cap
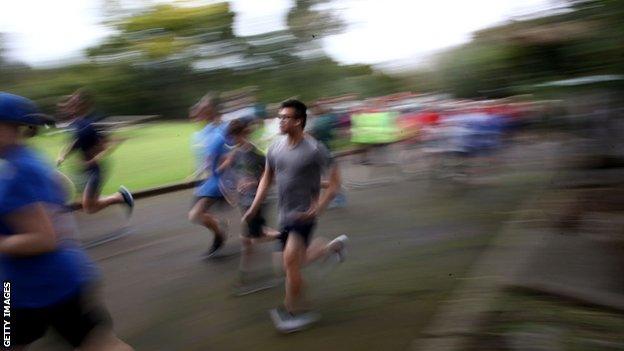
[[0, 92, 133, 350]]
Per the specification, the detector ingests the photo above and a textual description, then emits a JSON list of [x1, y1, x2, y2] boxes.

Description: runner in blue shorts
[[188, 93, 231, 258]]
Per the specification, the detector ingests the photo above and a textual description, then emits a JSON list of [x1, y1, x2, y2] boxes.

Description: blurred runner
[[56, 89, 134, 216], [309, 102, 347, 208], [243, 99, 348, 333], [187, 93, 231, 259], [221, 119, 281, 295], [0, 92, 133, 351]]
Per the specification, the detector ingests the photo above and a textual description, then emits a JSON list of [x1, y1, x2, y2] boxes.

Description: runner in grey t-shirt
[[267, 134, 333, 227], [243, 99, 348, 333]]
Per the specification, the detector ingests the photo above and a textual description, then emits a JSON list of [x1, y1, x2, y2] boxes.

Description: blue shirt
[[194, 122, 230, 198], [191, 123, 218, 170], [0, 146, 96, 308]]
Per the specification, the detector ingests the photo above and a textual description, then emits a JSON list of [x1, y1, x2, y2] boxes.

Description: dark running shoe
[[202, 235, 224, 259], [118, 185, 134, 217]]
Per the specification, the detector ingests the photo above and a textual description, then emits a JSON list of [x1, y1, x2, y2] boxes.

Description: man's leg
[[283, 233, 307, 313], [46, 287, 133, 351], [272, 251, 284, 281], [239, 236, 254, 274], [188, 197, 225, 237], [271, 229, 346, 332], [82, 186, 123, 214], [80, 330, 134, 351], [81, 167, 124, 214], [239, 210, 278, 278], [306, 235, 349, 265], [304, 237, 330, 264], [239, 225, 279, 274], [260, 226, 281, 241], [234, 234, 280, 295], [188, 197, 226, 256], [240, 209, 267, 272]]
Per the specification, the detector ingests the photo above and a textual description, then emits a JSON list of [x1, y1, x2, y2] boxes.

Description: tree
[[87, 2, 237, 62], [430, 0, 624, 97], [286, 0, 344, 42], [1, 1, 407, 118], [0, 33, 32, 90]]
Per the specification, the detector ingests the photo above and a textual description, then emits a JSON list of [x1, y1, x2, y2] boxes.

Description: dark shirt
[[70, 114, 105, 160]]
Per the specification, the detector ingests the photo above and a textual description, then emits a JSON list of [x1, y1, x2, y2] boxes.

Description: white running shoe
[[327, 234, 349, 263], [270, 308, 321, 333]]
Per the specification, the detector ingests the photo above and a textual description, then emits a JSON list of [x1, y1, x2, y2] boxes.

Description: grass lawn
[[30, 122, 198, 196]]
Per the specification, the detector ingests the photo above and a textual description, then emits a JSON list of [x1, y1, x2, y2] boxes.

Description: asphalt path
[[31, 138, 558, 351]]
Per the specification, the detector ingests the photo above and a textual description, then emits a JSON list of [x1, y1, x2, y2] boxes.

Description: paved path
[[31, 139, 555, 351]]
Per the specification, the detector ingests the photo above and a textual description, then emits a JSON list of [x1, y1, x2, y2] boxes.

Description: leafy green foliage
[[0, 1, 406, 117]]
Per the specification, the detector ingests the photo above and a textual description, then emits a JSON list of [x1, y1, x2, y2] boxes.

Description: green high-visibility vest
[[350, 111, 401, 144]]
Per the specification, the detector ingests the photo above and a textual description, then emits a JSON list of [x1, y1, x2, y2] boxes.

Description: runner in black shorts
[[56, 89, 134, 215], [222, 119, 280, 294], [243, 99, 348, 333]]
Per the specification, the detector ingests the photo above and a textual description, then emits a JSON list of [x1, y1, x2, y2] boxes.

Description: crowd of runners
[[0, 87, 542, 348]]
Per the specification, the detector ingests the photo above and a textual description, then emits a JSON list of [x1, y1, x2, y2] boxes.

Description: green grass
[[30, 122, 198, 196]]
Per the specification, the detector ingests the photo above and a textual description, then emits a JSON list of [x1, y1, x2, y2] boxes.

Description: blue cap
[[0, 92, 47, 126]]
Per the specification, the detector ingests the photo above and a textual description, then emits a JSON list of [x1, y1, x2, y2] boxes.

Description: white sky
[[0, 0, 554, 68]]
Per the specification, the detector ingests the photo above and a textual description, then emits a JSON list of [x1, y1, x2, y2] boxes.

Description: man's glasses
[[278, 115, 297, 120]]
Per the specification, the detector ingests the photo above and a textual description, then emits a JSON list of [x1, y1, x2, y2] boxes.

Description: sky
[[0, 0, 555, 69]]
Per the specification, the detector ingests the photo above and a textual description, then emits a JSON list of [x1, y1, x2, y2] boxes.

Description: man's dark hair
[[280, 99, 307, 129], [227, 118, 250, 137]]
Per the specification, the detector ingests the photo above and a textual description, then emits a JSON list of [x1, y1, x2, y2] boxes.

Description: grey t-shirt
[[267, 135, 333, 226]]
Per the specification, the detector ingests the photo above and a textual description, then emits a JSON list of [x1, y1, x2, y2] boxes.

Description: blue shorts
[[195, 177, 223, 198]]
